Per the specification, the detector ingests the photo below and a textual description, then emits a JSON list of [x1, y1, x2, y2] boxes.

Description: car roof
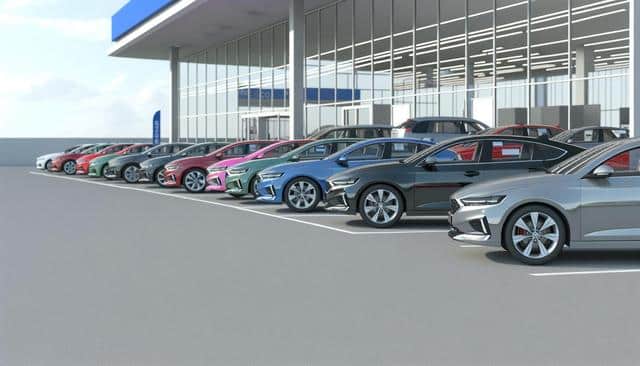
[[436, 134, 583, 150], [409, 116, 484, 122]]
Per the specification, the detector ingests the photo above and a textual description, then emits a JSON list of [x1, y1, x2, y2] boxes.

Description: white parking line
[[30, 171, 449, 236], [530, 269, 640, 277], [459, 245, 485, 248]]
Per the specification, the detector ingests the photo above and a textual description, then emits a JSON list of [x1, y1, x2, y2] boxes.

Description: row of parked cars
[[36, 120, 637, 264]]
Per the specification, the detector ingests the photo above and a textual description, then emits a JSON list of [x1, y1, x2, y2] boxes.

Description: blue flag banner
[[152, 111, 161, 145]]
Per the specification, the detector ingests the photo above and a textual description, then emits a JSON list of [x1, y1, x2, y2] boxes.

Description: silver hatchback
[[449, 138, 640, 264]]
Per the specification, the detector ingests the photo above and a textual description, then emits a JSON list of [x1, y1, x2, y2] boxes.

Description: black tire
[[62, 160, 77, 175], [101, 165, 108, 178], [45, 160, 53, 171], [122, 164, 140, 183], [249, 176, 259, 199], [229, 192, 245, 198], [155, 168, 166, 187], [358, 184, 405, 228], [284, 177, 321, 212], [503, 205, 566, 265], [182, 168, 207, 193]]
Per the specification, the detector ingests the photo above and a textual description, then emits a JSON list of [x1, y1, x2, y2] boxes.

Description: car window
[[389, 142, 421, 159], [498, 128, 516, 136], [603, 129, 628, 142], [299, 143, 332, 159], [346, 143, 385, 161], [464, 122, 482, 134], [224, 145, 246, 156], [432, 142, 479, 162], [572, 129, 596, 143], [533, 144, 565, 160], [172, 145, 185, 153], [412, 121, 430, 133], [602, 147, 640, 175], [356, 128, 376, 138], [186, 145, 207, 156], [484, 140, 533, 162], [612, 129, 629, 139], [263, 144, 297, 158], [436, 121, 462, 134], [527, 128, 552, 137]]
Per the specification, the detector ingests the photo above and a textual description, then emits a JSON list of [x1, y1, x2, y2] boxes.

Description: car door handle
[[464, 171, 480, 177]]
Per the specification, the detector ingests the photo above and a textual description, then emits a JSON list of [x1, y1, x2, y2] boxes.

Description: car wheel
[[249, 176, 259, 198], [122, 164, 140, 183], [45, 160, 53, 171], [155, 168, 167, 187], [100, 165, 108, 178], [503, 205, 566, 265], [284, 177, 321, 212], [62, 160, 77, 175], [358, 184, 404, 228], [183, 169, 207, 193]]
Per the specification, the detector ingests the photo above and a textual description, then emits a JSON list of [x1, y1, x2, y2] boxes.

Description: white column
[[170, 46, 180, 142], [289, 0, 305, 139], [631, 0, 639, 137], [574, 46, 594, 106]]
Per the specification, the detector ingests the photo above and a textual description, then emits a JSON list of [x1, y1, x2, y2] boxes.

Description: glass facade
[[178, 0, 630, 141]]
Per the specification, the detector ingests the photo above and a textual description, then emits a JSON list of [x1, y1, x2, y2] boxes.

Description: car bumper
[[447, 199, 503, 247], [36, 159, 47, 169], [104, 166, 121, 179], [224, 174, 251, 195], [49, 162, 63, 172], [324, 188, 358, 214], [76, 162, 89, 175], [255, 178, 284, 203], [205, 171, 226, 192], [139, 167, 155, 181], [163, 170, 181, 187]]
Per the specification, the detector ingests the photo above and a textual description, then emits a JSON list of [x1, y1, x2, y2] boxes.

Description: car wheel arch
[[120, 162, 140, 177], [285, 175, 324, 198], [354, 181, 407, 214], [180, 167, 207, 185], [501, 201, 571, 247]]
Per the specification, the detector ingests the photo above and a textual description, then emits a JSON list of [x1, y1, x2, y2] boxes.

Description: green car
[[225, 138, 362, 198], [88, 143, 152, 177]]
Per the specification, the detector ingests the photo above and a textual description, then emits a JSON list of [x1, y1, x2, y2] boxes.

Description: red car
[[50, 143, 112, 175], [75, 143, 133, 175], [163, 140, 276, 193]]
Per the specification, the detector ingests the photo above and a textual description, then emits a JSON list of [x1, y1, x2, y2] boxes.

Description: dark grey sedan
[[105, 143, 191, 183]]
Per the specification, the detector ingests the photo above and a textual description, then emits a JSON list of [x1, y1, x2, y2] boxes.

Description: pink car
[[205, 139, 311, 192]]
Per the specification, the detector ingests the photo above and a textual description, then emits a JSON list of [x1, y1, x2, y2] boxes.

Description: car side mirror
[[567, 138, 574, 144], [289, 155, 300, 162], [337, 155, 348, 167], [255, 154, 264, 159], [146, 152, 153, 157], [420, 156, 438, 170], [589, 164, 614, 179], [215, 152, 223, 159]]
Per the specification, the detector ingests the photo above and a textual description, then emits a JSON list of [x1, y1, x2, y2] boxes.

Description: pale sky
[[0, 0, 170, 138]]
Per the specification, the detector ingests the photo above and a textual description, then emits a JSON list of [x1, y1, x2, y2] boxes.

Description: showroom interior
[[110, 0, 637, 142]]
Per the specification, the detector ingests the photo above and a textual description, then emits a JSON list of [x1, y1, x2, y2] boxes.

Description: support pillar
[[170, 46, 180, 142], [631, 0, 639, 137], [288, 0, 305, 139], [574, 46, 594, 106]]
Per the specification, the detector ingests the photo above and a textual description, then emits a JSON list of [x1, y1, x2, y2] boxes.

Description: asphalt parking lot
[[3, 166, 640, 365]]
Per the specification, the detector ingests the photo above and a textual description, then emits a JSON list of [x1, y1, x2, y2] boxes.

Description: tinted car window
[[603, 129, 628, 142], [484, 140, 533, 162], [533, 144, 565, 160], [263, 144, 296, 158], [299, 143, 332, 159], [186, 145, 208, 156], [356, 128, 377, 138], [223, 145, 246, 156], [389, 142, 421, 159], [437, 121, 462, 133], [435, 142, 479, 162], [346, 143, 385, 161], [572, 129, 596, 143], [527, 128, 551, 137], [412, 121, 431, 133], [464, 122, 482, 134], [603, 147, 640, 174], [172, 145, 185, 153]]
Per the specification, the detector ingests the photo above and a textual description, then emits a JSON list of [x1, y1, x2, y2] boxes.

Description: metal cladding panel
[[112, 0, 177, 41]]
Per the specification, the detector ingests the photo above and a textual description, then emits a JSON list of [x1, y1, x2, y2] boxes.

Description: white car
[[35, 144, 91, 170]]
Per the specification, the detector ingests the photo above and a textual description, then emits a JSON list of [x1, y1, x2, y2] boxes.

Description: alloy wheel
[[511, 212, 560, 260], [363, 189, 400, 225], [287, 180, 318, 210], [156, 169, 167, 186], [123, 166, 139, 183], [184, 170, 206, 192], [63, 161, 76, 175]]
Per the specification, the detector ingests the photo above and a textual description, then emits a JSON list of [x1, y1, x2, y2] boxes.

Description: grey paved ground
[[2, 167, 640, 366]]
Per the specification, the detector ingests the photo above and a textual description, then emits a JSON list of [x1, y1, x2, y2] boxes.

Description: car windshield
[[549, 140, 624, 175], [144, 145, 164, 154], [402, 138, 460, 164], [306, 125, 336, 139], [176, 144, 203, 156], [551, 130, 572, 141]]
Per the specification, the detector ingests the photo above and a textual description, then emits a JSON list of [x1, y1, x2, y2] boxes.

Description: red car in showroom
[[75, 143, 133, 175], [50, 143, 112, 175], [163, 140, 276, 193]]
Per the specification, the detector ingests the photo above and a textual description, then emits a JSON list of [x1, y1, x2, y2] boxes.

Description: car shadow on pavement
[[485, 249, 640, 268], [344, 218, 449, 229]]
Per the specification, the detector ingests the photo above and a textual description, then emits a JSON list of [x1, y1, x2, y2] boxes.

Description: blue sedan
[[255, 138, 442, 212]]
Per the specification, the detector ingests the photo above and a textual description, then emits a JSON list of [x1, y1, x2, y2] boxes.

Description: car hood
[[141, 155, 178, 168], [210, 156, 247, 169], [263, 159, 334, 174], [109, 153, 146, 167], [91, 153, 118, 164], [170, 155, 217, 168], [37, 152, 63, 160], [234, 157, 284, 170], [452, 172, 575, 199]]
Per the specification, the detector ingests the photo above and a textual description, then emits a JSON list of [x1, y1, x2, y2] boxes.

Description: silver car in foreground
[[449, 138, 640, 264]]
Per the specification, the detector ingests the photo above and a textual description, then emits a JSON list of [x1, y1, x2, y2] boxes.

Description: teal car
[[225, 138, 362, 198], [88, 143, 152, 177]]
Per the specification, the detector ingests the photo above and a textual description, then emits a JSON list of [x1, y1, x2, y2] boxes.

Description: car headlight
[[329, 177, 359, 188], [207, 166, 226, 173], [227, 167, 249, 175], [259, 172, 284, 180], [165, 164, 178, 171], [460, 195, 505, 206]]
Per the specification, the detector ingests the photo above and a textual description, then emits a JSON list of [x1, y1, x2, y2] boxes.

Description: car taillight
[[404, 127, 412, 134]]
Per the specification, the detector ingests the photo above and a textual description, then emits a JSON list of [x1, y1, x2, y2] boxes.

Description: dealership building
[[110, 0, 638, 141]]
